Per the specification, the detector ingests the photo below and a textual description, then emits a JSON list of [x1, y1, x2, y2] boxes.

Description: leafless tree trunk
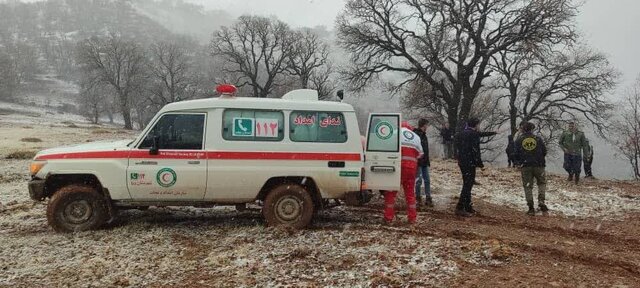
[[0, 51, 17, 100], [148, 40, 195, 109], [287, 29, 331, 89], [611, 79, 640, 180], [337, 0, 577, 133], [210, 15, 296, 98], [79, 74, 107, 124], [77, 33, 147, 130]]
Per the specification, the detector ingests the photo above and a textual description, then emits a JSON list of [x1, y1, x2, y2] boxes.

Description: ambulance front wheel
[[263, 184, 314, 229], [46, 185, 109, 233]]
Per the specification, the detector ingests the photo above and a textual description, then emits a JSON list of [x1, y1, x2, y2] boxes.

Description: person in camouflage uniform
[[515, 122, 549, 216], [559, 121, 590, 184]]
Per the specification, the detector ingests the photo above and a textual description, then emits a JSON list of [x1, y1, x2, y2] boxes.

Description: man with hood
[[454, 118, 496, 217]]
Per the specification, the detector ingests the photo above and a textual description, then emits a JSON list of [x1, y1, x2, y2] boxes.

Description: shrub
[[5, 150, 37, 160], [20, 137, 42, 143]]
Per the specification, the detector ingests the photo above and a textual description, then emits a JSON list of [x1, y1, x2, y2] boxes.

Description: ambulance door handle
[[188, 161, 201, 165], [387, 156, 399, 160], [135, 161, 157, 165], [328, 161, 345, 168]]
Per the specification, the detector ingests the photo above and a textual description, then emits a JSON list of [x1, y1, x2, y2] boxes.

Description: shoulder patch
[[403, 130, 415, 140]]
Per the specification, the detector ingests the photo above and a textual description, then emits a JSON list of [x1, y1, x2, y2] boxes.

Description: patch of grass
[[5, 150, 37, 160], [91, 129, 111, 134], [60, 121, 78, 128], [20, 137, 43, 143]]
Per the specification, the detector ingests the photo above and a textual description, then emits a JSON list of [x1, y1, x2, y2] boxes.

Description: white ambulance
[[28, 86, 402, 232]]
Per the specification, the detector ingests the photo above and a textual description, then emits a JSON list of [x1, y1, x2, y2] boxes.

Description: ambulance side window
[[139, 113, 206, 150], [222, 109, 284, 141], [290, 111, 347, 143]]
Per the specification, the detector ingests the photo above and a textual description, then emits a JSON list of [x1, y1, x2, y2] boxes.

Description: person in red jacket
[[384, 121, 424, 225]]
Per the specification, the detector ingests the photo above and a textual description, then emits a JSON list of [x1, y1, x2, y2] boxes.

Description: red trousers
[[384, 165, 418, 223]]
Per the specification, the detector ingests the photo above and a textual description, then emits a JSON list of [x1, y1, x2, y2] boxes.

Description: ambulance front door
[[364, 113, 401, 191], [127, 113, 208, 200]]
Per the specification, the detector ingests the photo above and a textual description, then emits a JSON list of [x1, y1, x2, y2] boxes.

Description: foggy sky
[[194, 0, 640, 94]]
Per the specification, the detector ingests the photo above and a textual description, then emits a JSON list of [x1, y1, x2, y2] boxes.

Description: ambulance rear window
[[290, 111, 347, 143]]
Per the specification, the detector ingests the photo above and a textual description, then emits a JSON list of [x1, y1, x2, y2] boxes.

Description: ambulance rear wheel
[[46, 185, 109, 233], [263, 184, 314, 229]]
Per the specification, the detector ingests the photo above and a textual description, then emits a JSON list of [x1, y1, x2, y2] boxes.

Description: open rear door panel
[[364, 113, 401, 191]]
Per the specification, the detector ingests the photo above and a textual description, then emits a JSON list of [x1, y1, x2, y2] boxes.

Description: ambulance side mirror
[[150, 136, 160, 155]]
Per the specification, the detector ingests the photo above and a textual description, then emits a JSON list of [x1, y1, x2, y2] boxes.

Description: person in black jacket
[[515, 122, 548, 216], [455, 118, 495, 217], [413, 118, 432, 207]]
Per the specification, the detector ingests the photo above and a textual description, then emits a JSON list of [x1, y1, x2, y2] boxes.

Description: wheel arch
[[44, 173, 109, 199], [257, 176, 323, 209]]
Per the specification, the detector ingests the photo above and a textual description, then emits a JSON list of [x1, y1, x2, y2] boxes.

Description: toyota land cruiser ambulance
[[28, 87, 402, 232]]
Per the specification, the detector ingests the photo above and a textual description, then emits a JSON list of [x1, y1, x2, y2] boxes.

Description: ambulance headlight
[[30, 161, 47, 176]]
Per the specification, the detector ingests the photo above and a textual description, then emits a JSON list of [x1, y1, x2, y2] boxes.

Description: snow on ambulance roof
[[159, 96, 355, 113]]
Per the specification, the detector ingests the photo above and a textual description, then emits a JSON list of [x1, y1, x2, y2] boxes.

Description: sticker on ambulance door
[[255, 118, 279, 138], [375, 121, 394, 140], [233, 118, 254, 137]]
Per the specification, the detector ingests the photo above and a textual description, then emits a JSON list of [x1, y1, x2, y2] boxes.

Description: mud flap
[[344, 190, 373, 206]]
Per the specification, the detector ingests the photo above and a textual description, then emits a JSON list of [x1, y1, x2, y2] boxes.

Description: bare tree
[[211, 15, 296, 98], [492, 46, 617, 139], [309, 63, 336, 100], [147, 40, 196, 109], [77, 34, 147, 130], [0, 51, 17, 100], [611, 79, 640, 180], [287, 29, 330, 87], [78, 75, 107, 124], [402, 80, 504, 158], [337, 0, 576, 132]]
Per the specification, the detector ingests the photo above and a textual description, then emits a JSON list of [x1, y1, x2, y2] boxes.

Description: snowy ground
[[430, 161, 640, 219]]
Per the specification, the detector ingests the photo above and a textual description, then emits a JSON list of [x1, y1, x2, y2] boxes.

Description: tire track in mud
[[321, 202, 640, 282]]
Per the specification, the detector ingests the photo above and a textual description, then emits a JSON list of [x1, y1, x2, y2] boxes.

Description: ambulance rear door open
[[364, 113, 401, 191]]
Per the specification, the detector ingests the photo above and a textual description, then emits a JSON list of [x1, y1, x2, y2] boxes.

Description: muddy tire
[[263, 184, 314, 229], [46, 185, 109, 233]]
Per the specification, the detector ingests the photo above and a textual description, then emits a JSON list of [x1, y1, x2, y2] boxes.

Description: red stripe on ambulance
[[36, 151, 362, 161]]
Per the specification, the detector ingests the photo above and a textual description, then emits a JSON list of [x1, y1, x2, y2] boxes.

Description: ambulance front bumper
[[28, 179, 46, 201]]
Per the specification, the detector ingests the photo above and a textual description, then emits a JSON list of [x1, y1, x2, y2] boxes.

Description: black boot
[[466, 204, 477, 214], [526, 205, 535, 216], [455, 203, 471, 217], [539, 204, 549, 213], [424, 196, 434, 208], [575, 174, 580, 184], [567, 174, 573, 181]]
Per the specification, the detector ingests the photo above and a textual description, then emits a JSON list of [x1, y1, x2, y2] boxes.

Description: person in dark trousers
[[584, 143, 594, 179], [439, 123, 453, 159], [455, 118, 495, 217], [506, 134, 516, 167], [515, 122, 549, 216], [413, 118, 432, 207], [559, 121, 590, 184]]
